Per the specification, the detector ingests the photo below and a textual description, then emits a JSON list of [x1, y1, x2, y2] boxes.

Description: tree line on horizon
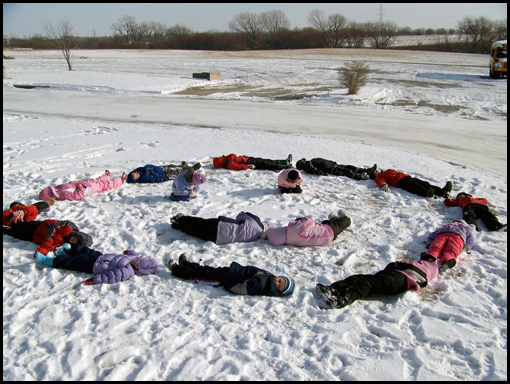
[[3, 9, 507, 54]]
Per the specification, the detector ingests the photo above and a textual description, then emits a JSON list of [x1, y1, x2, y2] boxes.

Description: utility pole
[[377, 4, 385, 23]]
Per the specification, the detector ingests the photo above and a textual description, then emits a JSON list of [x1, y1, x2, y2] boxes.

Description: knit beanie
[[134, 257, 159, 276], [68, 231, 93, 247], [192, 172, 206, 185], [278, 276, 295, 296], [287, 169, 300, 181], [295, 158, 307, 170]]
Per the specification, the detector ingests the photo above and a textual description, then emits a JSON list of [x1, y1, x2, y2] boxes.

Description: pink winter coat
[[266, 217, 334, 247], [39, 174, 123, 201], [278, 168, 303, 189], [395, 260, 439, 291]]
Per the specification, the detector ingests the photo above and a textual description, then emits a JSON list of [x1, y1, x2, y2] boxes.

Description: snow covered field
[[3, 49, 507, 380]]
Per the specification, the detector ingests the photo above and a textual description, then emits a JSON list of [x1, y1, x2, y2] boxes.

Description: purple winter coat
[[266, 217, 334, 247], [92, 250, 159, 284], [426, 220, 476, 251], [216, 212, 267, 245]]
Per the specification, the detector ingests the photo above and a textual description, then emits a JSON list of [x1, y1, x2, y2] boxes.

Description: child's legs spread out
[[431, 233, 464, 264]]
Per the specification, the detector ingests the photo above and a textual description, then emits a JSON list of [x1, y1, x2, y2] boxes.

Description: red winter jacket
[[33, 220, 77, 255], [213, 154, 250, 171], [444, 194, 489, 210], [374, 169, 410, 189], [3, 204, 39, 226]]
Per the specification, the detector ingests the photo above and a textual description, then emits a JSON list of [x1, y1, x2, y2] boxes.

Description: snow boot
[[192, 162, 202, 171], [440, 259, 456, 273], [170, 213, 184, 225], [366, 164, 377, 177], [286, 154, 292, 166], [439, 181, 453, 198]]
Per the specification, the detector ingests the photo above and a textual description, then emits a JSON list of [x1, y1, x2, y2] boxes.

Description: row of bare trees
[[457, 16, 507, 54]]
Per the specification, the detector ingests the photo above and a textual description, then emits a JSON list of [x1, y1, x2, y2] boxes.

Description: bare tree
[[42, 17, 78, 71], [229, 12, 263, 49], [344, 21, 366, 48], [131, 21, 149, 44], [111, 15, 138, 44], [364, 21, 397, 49], [307, 10, 351, 48], [327, 13, 348, 48], [261, 10, 290, 43], [167, 23, 192, 37], [492, 19, 507, 40], [307, 9, 330, 47]]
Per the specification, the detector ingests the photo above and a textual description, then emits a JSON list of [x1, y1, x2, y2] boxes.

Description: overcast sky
[[3, 3, 507, 38]]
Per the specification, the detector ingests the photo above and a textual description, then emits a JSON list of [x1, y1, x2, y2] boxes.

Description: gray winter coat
[[216, 212, 266, 245]]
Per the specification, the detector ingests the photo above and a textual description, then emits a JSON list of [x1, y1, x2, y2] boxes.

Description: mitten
[[248, 164, 256, 170], [11, 210, 25, 223], [188, 189, 197, 197], [382, 185, 390, 192], [54, 243, 71, 256], [34, 252, 55, 266], [82, 277, 95, 285]]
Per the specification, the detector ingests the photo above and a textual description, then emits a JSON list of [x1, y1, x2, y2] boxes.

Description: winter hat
[[266, 226, 287, 246], [287, 169, 300, 181], [192, 172, 206, 185], [68, 231, 93, 247], [456, 192, 470, 200], [134, 257, 159, 276], [295, 158, 307, 170], [278, 276, 295, 296], [369, 168, 378, 180]]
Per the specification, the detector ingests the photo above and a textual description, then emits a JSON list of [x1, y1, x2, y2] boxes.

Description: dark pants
[[176, 216, 220, 242], [172, 261, 229, 284], [397, 176, 440, 197], [246, 157, 287, 171], [329, 165, 366, 180], [3, 221, 40, 241], [32, 201, 51, 213], [52, 245, 102, 273], [279, 185, 303, 194], [322, 216, 352, 240], [463, 203, 503, 231], [330, 269, 408, 304], [161, 165, 189, 180]]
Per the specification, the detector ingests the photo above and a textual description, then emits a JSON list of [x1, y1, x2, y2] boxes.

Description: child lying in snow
[[34, 244, 159, 285], [167, 254, 294, 297], [39, 170, 127, 202], [3, 199, 55, 226], [316, 220, 477, 309]]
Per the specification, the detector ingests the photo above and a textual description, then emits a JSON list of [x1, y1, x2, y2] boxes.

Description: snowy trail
[[3, 88, 507, 176]]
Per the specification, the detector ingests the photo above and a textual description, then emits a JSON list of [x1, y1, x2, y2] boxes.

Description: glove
[[34, 251, 55, 266], [188, 189, 197, 197], [54, 243, 71, 256], [248, 164, 256, 170], [82, 277, 95, 285], [381, 185, 390, 192], [10, 210, 25, 224]]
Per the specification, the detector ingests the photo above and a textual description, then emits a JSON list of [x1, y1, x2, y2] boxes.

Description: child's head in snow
[[275, 276, 295, 296]]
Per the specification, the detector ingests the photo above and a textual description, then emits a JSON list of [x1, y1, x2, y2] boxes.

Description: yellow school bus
[[489, 40, 507, 79]]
